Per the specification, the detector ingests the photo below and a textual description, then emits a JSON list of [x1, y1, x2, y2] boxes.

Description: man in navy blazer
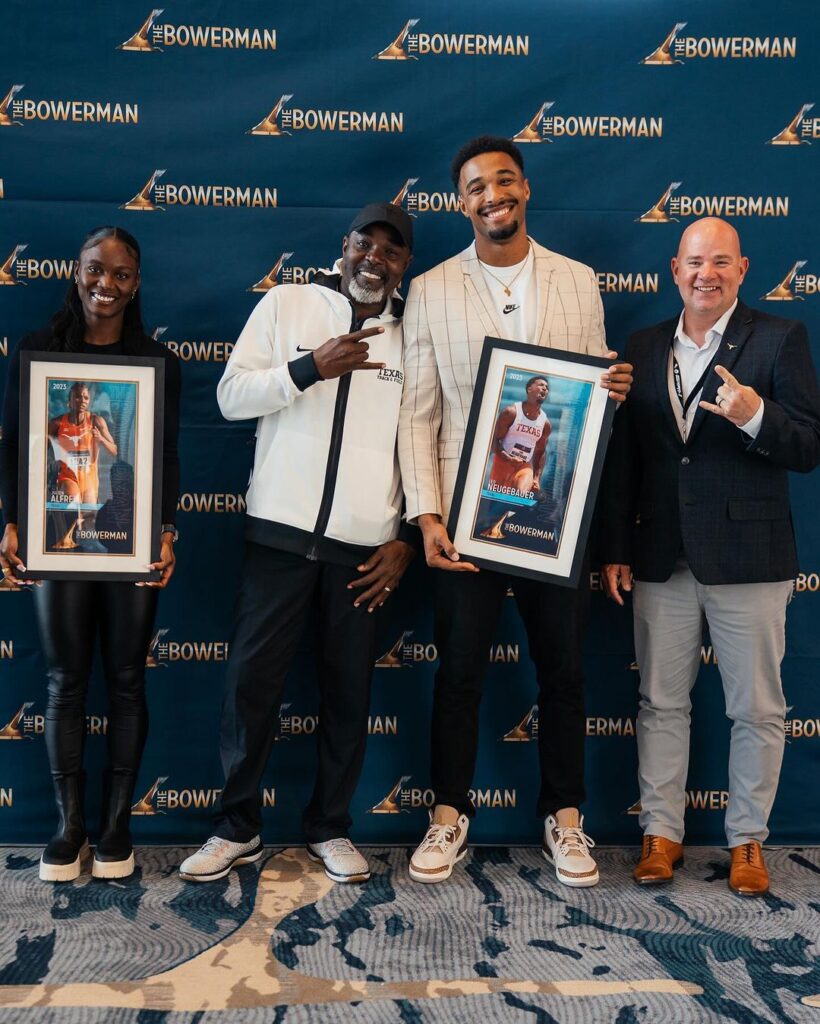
[[601, 217, 820, 896]]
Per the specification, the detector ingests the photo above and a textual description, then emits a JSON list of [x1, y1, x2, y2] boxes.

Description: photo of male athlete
[[47, 382, 117, 508], [488, 376, 551, 496]]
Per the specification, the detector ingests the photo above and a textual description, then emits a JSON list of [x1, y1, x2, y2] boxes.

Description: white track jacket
[[217, 273, 405, 563]]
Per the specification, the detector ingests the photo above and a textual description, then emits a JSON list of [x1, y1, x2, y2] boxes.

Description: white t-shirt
[[479, 247, 537, 344]]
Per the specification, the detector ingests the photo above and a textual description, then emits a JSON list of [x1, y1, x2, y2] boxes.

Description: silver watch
[[160, 523, 178, 543]]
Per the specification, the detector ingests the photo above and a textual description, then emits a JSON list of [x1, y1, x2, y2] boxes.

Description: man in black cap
[[181, 204, 414, 884]]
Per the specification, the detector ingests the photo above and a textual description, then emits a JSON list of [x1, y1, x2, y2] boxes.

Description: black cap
[[347, 202, 413, 252]]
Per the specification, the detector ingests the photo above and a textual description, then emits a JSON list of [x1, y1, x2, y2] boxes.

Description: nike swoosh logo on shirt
[[295, 346, 315, 352], [502, 304, 520, 315]]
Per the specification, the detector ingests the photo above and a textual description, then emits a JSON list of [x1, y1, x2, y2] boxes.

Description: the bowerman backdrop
[[1, 0, 818, 845]]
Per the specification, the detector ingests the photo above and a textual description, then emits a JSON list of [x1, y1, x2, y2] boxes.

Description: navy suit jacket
[[600, 301, 820, 584]]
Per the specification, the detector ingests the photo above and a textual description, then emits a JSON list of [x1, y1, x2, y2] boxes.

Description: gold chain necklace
[[480, 244, 532, 296]]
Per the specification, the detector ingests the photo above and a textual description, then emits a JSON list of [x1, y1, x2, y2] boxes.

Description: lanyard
[[670, 329, 720, 415], [670, 335, 719, 441], [671, 353, 713, 416]]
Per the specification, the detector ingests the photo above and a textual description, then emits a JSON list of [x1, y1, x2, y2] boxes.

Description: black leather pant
[[33, 581, 158, 783]]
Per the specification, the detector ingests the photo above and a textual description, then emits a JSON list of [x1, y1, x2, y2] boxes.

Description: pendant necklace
[[481, 243, 532, 296]]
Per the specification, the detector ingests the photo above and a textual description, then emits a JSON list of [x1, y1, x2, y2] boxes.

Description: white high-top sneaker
[[409, 811, 469, 883]]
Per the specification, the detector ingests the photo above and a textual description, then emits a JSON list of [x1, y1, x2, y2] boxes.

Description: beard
[[347, 274, 386, 305], [487, 219, 521, 242]]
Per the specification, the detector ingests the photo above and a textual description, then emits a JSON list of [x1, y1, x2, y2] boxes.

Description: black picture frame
[[17, 352, 165, 582], [446, 338, 616, 588]]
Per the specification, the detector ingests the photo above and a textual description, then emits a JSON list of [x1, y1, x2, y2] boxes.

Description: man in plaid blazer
[[397, 135, 632, 887], [601, 217, 820, 896]]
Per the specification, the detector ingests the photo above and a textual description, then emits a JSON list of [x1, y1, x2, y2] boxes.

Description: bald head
[[676, 217, 742, 261], [671, 217, 749, 328]]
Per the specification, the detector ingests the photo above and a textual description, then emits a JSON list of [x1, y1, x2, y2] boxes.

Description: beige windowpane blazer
[[398, 238, 606, 521]]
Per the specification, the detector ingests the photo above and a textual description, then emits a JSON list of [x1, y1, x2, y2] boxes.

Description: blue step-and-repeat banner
[[1, 1, 818, 846]]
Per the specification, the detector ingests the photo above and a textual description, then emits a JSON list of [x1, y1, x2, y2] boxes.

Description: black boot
[[40, 774, 89, 882], [93, 772, 135, 879]]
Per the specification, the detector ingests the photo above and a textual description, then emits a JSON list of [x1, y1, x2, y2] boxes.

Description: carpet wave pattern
[[0, 846, 817, 1022]]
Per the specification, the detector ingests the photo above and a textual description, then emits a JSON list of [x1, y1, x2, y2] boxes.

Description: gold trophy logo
[[53, 519, 80, 550], [131, 776, 169, 815], [512, 102, 554, 143], [391, 178, 419, 213], [249, 252, 294, 292], [146, 628, 170, 668], [375, 630, 413, 668], [274, 702, 293, 742], [367, 775, 411, 814], [374, 19, 420, 60], [118, 9, 164, 52], [0, 703, 34, 740], [0, 85, 24, 127], [768, 103, 814, 145], [762, 261, 807, 301], [501, 705, 538, 742], [637, 182, 682, 223], [0, 245, 26, 286], [248, 94, 294, 136], [480, 510, 515, 539], [641, 23, 687, 65], [121, 169, 166, 211]]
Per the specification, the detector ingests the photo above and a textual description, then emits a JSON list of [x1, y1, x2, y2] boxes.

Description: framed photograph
[[447, 338, 616, 588], [17, 352, 165, 582]]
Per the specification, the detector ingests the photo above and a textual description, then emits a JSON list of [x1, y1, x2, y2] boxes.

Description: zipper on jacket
[[306, 310, 364, 560]]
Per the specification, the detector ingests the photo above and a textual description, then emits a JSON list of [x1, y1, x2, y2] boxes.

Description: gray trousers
[[633, 561, 792, 847]]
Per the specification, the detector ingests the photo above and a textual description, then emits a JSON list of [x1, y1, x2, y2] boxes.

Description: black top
[[0, 329, 181, 527]]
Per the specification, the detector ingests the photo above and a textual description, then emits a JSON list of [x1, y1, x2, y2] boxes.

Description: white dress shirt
[[668, 299, 763, 440]]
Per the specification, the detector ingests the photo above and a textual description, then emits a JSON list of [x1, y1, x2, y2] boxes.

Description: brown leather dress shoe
[[633, 834, 684, 885], [729, 841, 769, 897]]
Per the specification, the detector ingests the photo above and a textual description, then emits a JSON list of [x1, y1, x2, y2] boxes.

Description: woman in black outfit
[[0, 226, 181, 882]]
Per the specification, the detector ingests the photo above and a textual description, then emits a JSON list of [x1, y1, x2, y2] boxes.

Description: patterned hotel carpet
[[0, 846, 818, 1023]]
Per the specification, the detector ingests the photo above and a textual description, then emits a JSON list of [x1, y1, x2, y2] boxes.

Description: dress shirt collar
[[674, 299, 738, 352]]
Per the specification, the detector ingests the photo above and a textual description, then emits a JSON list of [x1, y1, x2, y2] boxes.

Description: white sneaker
[[307, 838, 370, 883], [409, 812, 469, 883], [179, 835, 264, 882], [543, 814, 599, 888]]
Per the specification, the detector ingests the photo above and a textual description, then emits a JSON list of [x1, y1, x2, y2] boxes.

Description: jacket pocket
[[727, 497, 789, 521], [437, 440, 463, 460]]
